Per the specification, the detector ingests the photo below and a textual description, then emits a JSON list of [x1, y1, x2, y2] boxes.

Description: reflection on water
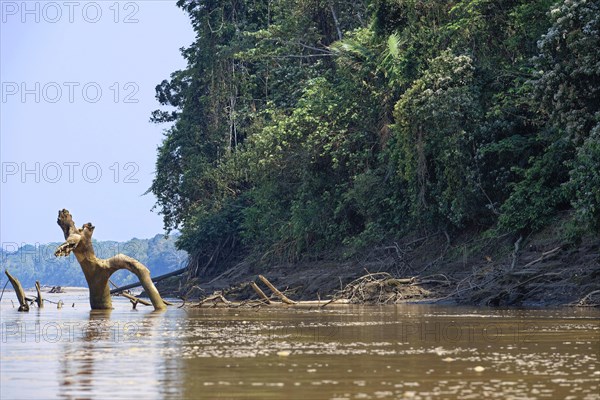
[[1, 292, 599, 399]]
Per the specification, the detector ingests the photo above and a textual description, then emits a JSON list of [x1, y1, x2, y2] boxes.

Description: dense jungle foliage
[[149, 0, 600, 270]]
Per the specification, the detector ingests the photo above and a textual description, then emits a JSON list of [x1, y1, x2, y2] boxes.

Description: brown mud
[[157, 222, 600, 308]]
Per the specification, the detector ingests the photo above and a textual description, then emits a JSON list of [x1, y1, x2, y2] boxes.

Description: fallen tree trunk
[[53, 209, 166, 311], [109, 267, 187, 294], [5, 270, 29, 312]]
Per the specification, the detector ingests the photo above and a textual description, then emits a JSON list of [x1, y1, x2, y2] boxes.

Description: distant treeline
[[149, 0, 599, 268], [1, 235, 187, 288]]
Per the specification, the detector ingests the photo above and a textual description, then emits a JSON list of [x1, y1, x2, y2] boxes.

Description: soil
[[156, 220, 600, 308]]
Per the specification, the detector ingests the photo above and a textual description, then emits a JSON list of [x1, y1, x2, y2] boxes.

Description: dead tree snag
[[54, 209, 166, 311]]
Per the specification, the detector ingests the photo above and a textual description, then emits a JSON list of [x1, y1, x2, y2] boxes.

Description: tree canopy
[[149, 0, 600, 270]]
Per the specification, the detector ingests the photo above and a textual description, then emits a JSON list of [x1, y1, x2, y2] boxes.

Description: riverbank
[[157, 220, 600, 308]]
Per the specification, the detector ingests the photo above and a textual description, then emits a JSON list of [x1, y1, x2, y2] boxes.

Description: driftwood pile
[[332, 272, 446, 304], [188, 272, 453, 308], [189, 275, 348, 308]]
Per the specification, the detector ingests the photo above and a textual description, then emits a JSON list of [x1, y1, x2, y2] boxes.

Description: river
[[1, 290, 598, 399]]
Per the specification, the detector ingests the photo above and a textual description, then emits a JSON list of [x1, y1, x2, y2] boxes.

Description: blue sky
[[0, 1, 195, 246]]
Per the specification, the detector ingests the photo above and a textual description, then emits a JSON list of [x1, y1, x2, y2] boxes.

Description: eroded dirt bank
[[157, 225, 600, 308]]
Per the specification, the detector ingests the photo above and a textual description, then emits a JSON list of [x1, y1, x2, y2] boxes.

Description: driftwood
[[188, 271, 449, 308], [5, 270, 29, 312], [194, 293, 232, 307], [109, 279, 155, 308], [258, 275, 297, 304], [332, 272, 441, 304], [250, 281, 271, 304], [193, 297, 350, 309], [3, 273, 68, 310], [35, 281, 43, 308], [116, 291, 174, 308], [54, 209, 166, 310], [194, 276, 299, 308]]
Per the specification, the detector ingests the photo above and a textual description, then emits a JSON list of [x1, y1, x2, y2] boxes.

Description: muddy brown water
[[1, 291, 599, 399]]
